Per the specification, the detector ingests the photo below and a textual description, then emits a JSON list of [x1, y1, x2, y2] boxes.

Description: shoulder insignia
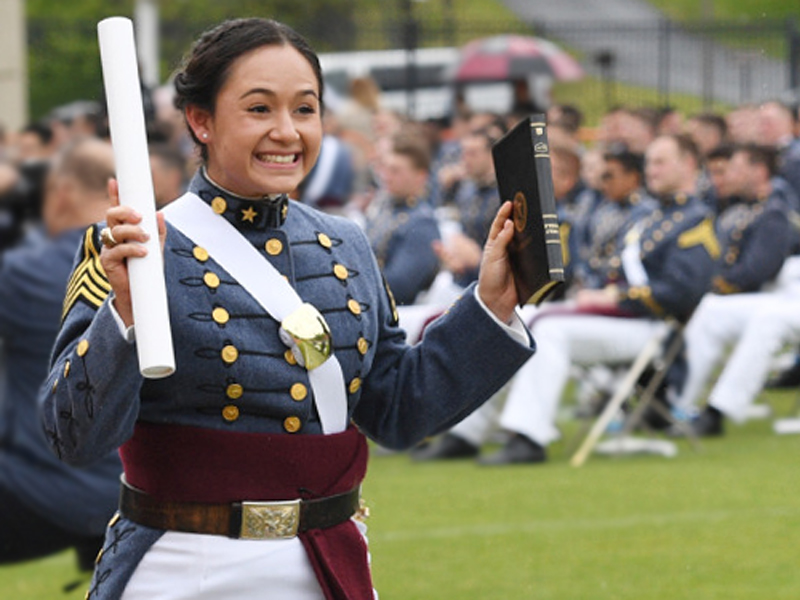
[[62, 226, 111, 321], [677, 218, 720, 259], [382, 274, 399, 326]]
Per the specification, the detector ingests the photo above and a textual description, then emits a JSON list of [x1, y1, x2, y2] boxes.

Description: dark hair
[[173, 18, 324, 161], [392, 134, 432, 173], [690, 112, 728, 140], [553, 104, 584, 134], [603, 149, 644, 177], [706, 143, 734, 162], [466, 127, 501, 151], [21, 121, 53, 146], [735, 143, 779, 178]]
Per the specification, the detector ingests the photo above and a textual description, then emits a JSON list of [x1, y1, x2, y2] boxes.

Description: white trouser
[[677, 256, 800, 418], [122, 521, 372, 600], [676, 293, 766, 415], [708, 299, 800, 421], [499, 314, 664, 446]]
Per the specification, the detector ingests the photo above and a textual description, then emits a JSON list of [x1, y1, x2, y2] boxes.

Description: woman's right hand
[[100, 178, 166, 328]]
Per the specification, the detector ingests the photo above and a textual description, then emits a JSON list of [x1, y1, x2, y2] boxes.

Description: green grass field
[[3, 389, 799, 599]]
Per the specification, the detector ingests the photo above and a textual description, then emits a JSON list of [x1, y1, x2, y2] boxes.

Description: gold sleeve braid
[[62, 226, 112, 321]]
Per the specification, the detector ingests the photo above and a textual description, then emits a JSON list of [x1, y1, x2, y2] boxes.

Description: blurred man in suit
[[0, 137, 122, 569]]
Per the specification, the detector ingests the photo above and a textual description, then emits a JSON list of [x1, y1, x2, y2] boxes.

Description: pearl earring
[[202, 133, 208, 140]]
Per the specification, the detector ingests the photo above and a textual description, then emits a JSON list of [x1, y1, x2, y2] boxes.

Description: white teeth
[[258, 154, 296, 164]]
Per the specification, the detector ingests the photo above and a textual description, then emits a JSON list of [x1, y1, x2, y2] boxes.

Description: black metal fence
[[26, 14, 800, 122]]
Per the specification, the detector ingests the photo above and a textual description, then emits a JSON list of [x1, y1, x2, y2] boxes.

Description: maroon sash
[[120, 422, 373, 600]]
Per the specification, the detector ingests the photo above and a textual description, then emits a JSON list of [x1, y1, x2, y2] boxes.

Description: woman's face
[[192, 44, 323, 197]]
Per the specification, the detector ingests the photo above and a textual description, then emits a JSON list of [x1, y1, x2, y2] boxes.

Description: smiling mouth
[[256, 153, 300, 165]]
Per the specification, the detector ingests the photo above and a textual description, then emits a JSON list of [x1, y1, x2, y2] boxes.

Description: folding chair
[[570, 318, 699, 467]]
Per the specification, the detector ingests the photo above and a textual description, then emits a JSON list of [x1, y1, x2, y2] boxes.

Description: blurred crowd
[[3, 71, 800, 572]]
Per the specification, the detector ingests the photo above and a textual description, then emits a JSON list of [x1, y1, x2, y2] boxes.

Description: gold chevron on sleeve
[[62, 226, 112, 321], [677, 218, 721, 259]]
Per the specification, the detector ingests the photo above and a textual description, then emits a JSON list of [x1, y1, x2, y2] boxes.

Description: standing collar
[[188, 169, 290, 229]]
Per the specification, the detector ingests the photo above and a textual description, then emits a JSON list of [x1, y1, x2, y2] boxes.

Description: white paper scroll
[[98, 17, 175, 379]]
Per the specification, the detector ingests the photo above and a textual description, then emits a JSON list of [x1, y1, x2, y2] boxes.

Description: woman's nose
[[270, 110, 300, 142]]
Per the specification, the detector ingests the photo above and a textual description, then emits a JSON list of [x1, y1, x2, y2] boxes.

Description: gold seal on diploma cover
[[513, 191, 528, 233]]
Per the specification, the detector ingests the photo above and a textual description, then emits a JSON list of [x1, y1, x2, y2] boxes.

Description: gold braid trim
[[62, 226, 111, 321]]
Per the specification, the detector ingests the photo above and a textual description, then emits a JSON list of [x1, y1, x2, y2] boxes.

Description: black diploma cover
[[492, 115, 566, 306]]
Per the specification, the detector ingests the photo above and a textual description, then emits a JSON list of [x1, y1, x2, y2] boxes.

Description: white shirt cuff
[[108, 294, 136, 343], [474, 285, 530, 346]]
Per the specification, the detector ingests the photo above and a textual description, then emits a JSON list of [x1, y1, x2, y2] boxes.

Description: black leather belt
[[119, 477, 361, 539]]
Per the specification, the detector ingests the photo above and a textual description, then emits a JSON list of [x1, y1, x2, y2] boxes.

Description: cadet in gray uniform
[[39, 18, 534, 600]]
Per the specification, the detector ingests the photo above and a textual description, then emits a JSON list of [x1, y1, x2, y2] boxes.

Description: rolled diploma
[[98, 17, 175, 378]]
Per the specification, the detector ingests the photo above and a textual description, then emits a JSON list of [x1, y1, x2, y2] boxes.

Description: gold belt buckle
[[279, 303, 333, 371], [240, 499, 301, 539]]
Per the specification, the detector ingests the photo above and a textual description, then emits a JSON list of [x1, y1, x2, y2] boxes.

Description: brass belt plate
[[240, 500, 301, 539]]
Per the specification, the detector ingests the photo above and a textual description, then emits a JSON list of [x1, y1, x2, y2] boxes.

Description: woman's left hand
[[477, 201, 519, 323]]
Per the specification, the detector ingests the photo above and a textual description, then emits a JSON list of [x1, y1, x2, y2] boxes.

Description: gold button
[[94, 547, 104, 566], [77, 340, 89, 357], [63, 360, 71, 378], [211, 196, 227, 214], [108, 513, 120, 527], [349, 377, 362, 394], [203, 272, 220, 289], [318, 232, 333, 249], [284, 349, 298, 365], [284, 416, 302, 433], [51, 378, 58, 393], [348, 299, 362, 315], [333, 264, 349, 280], [222, 404, 240, 422], [357, 337, 369, 355], [266, 238, 283, 255], [212, 307, 230, 325], [193, 246, 209, 262], [226, 383, 243, 399], [290, 383, 308, 401], [221, 345, 239, 364]]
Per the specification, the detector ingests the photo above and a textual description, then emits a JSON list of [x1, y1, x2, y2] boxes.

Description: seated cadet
[[364, 133, 441, 305], [433, 127, 503, 290], [673, 144, 797, 435], [550, 144, 599, 292], [412, 149, 657, 461], [0, 138, 121, 569], [479, 134, 720, 464], [572, 149, 657, 290]]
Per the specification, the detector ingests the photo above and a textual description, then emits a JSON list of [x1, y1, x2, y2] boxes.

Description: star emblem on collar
[[241, 206, 258, 223]]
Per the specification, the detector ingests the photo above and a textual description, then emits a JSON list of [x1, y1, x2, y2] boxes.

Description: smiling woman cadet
[[39, 17, 534, 600]]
